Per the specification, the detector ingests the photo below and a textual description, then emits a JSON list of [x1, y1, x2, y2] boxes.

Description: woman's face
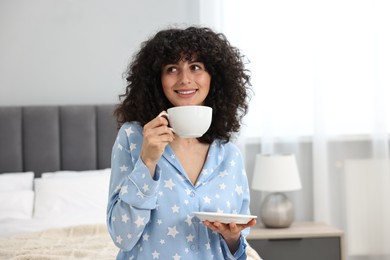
[[161, 58, 211, 107]]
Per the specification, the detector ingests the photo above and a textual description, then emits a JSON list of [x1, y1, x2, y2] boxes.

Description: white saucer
[[193, 212, 257, 224]]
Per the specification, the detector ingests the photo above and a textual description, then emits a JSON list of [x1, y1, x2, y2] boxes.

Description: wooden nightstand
[[247, 222, 344, 260]]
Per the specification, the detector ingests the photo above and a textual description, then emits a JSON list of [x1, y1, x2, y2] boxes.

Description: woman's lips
[[175, 89, 196, 95]]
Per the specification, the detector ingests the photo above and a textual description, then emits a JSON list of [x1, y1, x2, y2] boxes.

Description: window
[[202, 0, 390, 138]]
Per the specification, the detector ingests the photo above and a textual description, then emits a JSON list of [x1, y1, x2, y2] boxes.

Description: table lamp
[[251, 154, 302, 228]]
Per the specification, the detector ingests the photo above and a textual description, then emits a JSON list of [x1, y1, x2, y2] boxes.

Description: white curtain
[[200, 0, 390, 259]]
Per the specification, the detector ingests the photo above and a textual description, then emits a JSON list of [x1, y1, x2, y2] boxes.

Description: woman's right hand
[[140, 112, 174, 176]]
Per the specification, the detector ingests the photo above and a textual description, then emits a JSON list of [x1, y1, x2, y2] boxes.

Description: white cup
[[166, 106, 212, 138]]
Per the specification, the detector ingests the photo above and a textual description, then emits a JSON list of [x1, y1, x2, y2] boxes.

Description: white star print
[[219, 170, 229, 177], [116, 235, 122, 244], [125, 127, 134, 137], [185, 215, 192, 226], [152, 250, 160, 259], [117, 143, 123, 151], [142, 183, 150, 192], [160, 239, 165, 244], [186, 233, 194, 242], [164, 178, 175, 190], [127, 233, 132, 239], [171, 204, 180, 213], [134, 216, 145, 228], [143, 233, 149, 241], [235, 185, 243, 195], [230, 160, 236, 166], [167, 226, 179, 238], [203, 196, 211, 204], [185, 188, 192, 195], [120, 165, 128, 172], [173, 253, 181, 260], [121, 214, 129, 223], [120, 185, 128, 195], [205, 242, 211, 250], [130, 143, 137, 151], [219, 183, 226, 190], [157, 219, 163, 225]]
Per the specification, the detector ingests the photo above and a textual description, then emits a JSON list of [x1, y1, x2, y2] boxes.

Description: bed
[[0, 104, 261, 259]]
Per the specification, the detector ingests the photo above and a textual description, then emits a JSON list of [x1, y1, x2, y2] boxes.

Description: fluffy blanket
[[0, 224, 117, 260], [0, 224, 261, 260]]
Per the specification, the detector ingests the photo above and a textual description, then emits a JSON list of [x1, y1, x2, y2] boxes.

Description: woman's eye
[[166, 67, 177, 73], [191, 64, 201, 71]]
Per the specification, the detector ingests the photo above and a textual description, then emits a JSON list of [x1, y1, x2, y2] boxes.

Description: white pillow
[[0, 190, 35, 220], [33, 170, 110, 223], [41, 168, 111, 178], [0, 172, 34, 192]]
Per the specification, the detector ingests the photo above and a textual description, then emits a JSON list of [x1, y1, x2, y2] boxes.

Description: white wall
[[0, 0, 200, 106]]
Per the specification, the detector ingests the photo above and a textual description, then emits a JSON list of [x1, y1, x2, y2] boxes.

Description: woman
[[107, 26, 256, 260]]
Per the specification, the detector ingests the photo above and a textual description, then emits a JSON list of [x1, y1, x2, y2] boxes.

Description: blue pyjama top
[[107, 121, 252, 260]]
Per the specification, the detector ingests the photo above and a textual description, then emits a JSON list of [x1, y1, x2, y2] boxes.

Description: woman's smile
[[175, 88, 197, 98]]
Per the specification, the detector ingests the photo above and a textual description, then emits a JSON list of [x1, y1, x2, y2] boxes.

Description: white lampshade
[[251, 154, 302, 192]]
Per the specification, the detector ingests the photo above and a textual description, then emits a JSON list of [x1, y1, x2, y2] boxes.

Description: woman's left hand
[[203, 218, 257, 253]]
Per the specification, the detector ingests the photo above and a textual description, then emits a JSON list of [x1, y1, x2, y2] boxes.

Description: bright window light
[[215, 0, 390, 138]]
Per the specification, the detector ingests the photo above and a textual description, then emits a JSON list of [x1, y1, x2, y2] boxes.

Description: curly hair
[[115, 26, 252, 144]]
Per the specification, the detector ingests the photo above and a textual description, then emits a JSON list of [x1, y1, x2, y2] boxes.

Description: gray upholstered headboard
[[0, 104, 118, 177]]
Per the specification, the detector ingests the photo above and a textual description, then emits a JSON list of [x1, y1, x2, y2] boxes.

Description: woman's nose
[[179, 69, 191, 85]]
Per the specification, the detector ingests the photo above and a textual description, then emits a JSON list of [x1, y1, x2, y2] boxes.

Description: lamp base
[[260, 192, 294, 228]]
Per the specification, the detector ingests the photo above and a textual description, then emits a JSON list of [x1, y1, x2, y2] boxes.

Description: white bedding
[[0, 223, 117, 260], [0, 216, 105, 238], [0, 169, 110, 238]]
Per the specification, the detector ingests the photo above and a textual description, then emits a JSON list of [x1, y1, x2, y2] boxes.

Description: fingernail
[[158, 111, 168, 119]]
